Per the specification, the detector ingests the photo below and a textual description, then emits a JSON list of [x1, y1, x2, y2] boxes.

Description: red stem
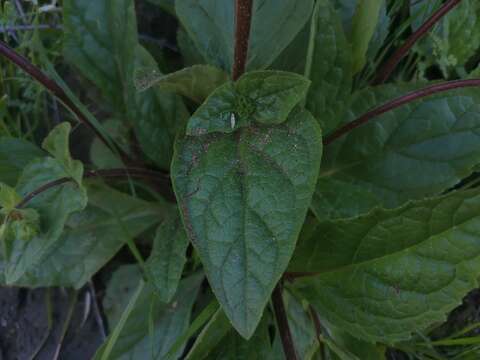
[[0, 40, 115, 154], [324, 79, 480, 146], [16, 168, 168, 209], [373, 0, 462, 84], [232, 0, 253, 80], [272, 283, 298, 360]]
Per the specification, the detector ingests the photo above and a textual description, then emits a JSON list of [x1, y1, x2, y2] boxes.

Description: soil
[[0, 287, 104, 360]]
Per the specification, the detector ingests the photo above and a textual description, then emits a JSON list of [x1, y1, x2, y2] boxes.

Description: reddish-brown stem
[[324, 79, 480, 146], [373, 0, 462, 84], [16, 168, 169, 209], [0, 40, 115, 155], [232, 0, 253, 80], [272, 283, 298, 360]]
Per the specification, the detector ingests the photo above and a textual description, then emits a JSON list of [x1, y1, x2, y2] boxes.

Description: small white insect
[[230, 113, 236, 129]]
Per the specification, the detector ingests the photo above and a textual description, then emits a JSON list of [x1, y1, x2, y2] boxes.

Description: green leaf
[[42, 122, 83, 184], [247, 0, 314, 71], [0, 137, 44, 186], [282, 292, 319, 360], [135, 64, 229, 104], [95, 266, 203, 360], [146, 0, 175, 16], [177, 27, 207, 67], [63, 0, 137, 111], [3, 156, 87, 284], [350, 0, 383, 74], [311, 178, 380, 222], [316, 84, 480, 220], [306, 0, 352, 133], [186, 71, 311, 136], [64, 0, 188, 170], [175, 0, 313, 72], [90, 119, 130, 169], [172, 107, 322, 338], [132, 45, 190, 170], [186, 309, 272, 359], [145, 210, 189, 303], [0, 183, 21, 211], [12, 183, 166, 288], [328, 328, 386, 360], [295, 188, 480, 343], [1, 124, 87, 284], [414, 0, 480, 76], [271, 21, 310, 75], [184, 309, 233, 359]]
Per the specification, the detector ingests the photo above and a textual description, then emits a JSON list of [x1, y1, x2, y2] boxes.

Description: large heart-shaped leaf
[[294, 188, 480, 343], [172, 107, 322, 338]]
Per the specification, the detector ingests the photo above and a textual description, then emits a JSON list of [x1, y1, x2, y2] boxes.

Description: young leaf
[[0, 183, 21, 212], [306, 0, 353, 133], [316, 84, 480, 220], [42, 122, 83, 184], [175, 0, 313, 72], [186, 71, 310, 136], [3, 127, 87, 284], [295, 188, 480, 343], [414, 0, 480, 77], [0, 137, 44, 186], [172, 107, 322, 338], [134, 64, 229, 104], [11, 184, 167, 288], [145, 210, 190, 303], [95, 266, 203, 360]]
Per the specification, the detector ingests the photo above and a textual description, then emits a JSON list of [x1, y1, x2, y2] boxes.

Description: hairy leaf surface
[[186, 71, 310, 136], [172, 107, 322, 338]]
